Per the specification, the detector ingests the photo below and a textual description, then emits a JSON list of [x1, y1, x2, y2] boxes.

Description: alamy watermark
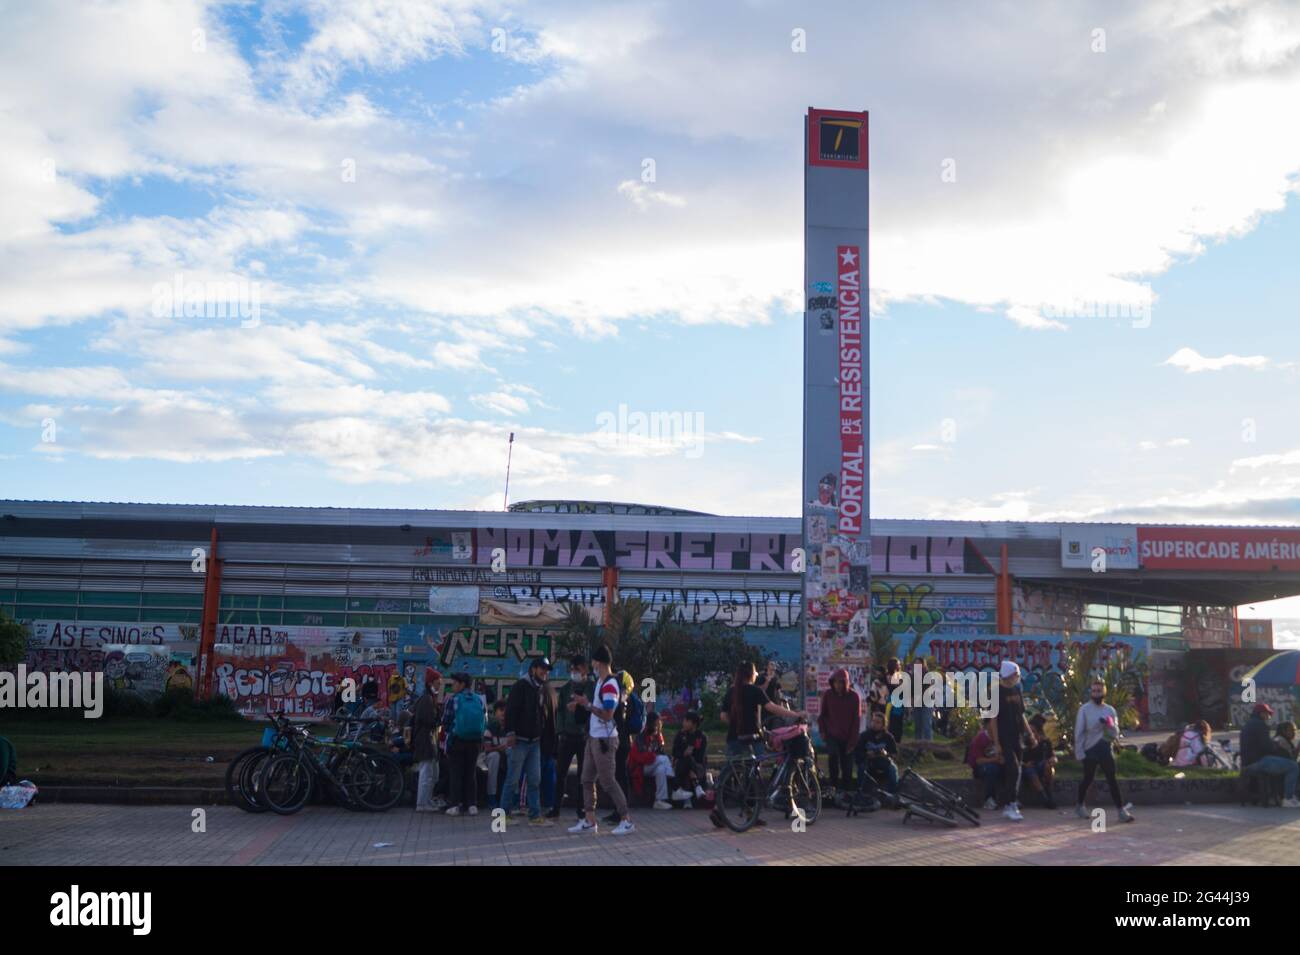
[[151, 272, 261, 327], [1039, 284, 1152, 328], [595, 403, 705, 459], [0, 666, 104, 718], [889, 663, 1000, 717]]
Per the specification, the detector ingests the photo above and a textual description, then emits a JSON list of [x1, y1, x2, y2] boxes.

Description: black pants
[[824, 738, 854, 790], [555, 733, 586, 807], [888, 710, 906, 742], [1078, 741, 1124, 809], [614, 733, 630, 791], [447, 737, 481, 809], [998, 742, 1022, 806]]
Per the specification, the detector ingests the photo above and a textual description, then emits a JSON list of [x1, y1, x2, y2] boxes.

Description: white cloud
[[1163, 346, 1272, 372]]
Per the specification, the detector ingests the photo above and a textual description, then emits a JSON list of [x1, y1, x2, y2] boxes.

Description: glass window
[[220, 610, 283, 625], [18, 604, 63, 619], [282, 611, 345, 626], [346, 613, 409, 628], [284, 596, 346, 611], [78, 590, 142, 606], [143, 592, 204, 608], [347, 598, 412, 614], [17, 589, 79, 603], [148, 609, 202, 623], [76, 607, 141, 621], [221, 595, 261, 609], [259, 595, 284, 609]]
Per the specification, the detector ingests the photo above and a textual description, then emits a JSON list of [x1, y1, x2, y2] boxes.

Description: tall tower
[[801, 108, 870, 722]]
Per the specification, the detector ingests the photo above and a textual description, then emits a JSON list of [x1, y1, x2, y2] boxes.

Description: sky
[[2, 0, 1300, 632]]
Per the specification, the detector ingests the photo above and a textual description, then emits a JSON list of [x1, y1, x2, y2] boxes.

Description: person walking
[[411, 668, 443, 813], [568, 644, 634, 835], [988, 660, 1035, 822], [1073, 679, 1135, 823], [502, 656, 557, 827], [441, 672, 486, 816]]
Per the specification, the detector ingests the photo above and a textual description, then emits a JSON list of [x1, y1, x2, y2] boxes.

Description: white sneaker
[[568, 819, 597, 833], [694, 785, 705, 798], [983, 798, 998, 811], [444, 806, 461, 816], [1282, 797, 1300, 809], [671, 788, 693, 802], [1003, 805, 1024, 822], [653, 800, 672, 810], [1075, 804, 1090, 819], [612, 819, 636, 836], [467, 806, 479, 816]]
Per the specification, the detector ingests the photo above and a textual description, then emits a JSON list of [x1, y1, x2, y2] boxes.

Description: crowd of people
[[392, 646, 730, 835], [347, 650, 1300, 831]]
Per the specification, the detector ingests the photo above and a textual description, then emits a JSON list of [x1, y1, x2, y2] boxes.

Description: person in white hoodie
[[1074, 680, 1134, 823]]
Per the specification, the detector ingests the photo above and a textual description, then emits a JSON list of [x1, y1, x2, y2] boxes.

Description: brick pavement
[[3, 802, 1298, 866]]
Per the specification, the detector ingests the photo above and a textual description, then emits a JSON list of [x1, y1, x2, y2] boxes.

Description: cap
[[1254, 703, 1275, 717], [999, 660, 1020, 680], [530, 656, 552, 671]]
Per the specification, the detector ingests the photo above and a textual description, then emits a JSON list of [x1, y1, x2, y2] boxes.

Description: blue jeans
[[726, 739, 764, 760], [974, 762, 1001, 802], [914, 707, 933, 741], [503, 738, 542, 818], [539, 755, 556, 809], [1250, 756, 1299, 799], [857, 756, 898, 794]]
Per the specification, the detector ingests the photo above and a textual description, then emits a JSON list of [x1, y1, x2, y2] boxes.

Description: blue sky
[[2, 1, 1300, 626]]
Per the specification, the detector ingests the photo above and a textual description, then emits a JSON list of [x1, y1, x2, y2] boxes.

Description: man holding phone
[[568, 644, 634, 836]]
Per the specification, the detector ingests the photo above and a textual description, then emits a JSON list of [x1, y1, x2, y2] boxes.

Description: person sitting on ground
[[854, 710, 899, 797], [965, 716, 1003, 810], [480, 700, 510, 810], [670, 710, 710, 805], [1020, 713, 1057, 809], [1240, 703, 1300, 808], [628, 711, 675, 810], [1171, 720, 1214, 768]]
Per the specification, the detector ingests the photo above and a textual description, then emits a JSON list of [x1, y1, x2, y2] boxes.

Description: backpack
[[452, 691, 486, 740], [623, 682, 646, 734]]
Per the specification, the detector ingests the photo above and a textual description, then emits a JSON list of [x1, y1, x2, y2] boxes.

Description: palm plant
[[1058, 627, 1139, 752]]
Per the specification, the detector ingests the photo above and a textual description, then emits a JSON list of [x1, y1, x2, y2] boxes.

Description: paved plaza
[[3, 801, 1298, 866]]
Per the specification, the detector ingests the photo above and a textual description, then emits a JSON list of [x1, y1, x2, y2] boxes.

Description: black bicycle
[[225, 711, 298, 813], [256, 713, 404, 814], [714, 722, 821, 832], [844, 764, 980, 828]]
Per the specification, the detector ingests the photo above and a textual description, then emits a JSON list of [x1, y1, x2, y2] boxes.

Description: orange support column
[[997, 543, 1012, 634], [197, 526, 222, 700], [602, 565, 619, 627]]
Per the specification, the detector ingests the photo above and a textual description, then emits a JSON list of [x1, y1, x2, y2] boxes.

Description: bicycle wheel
[[226, 746, 268, 813], [240, 749, 274, 813], [259, 753, 314, 815], [715, 762, 762, 833], [347, 750, 405, 812], [899, 797, 959, 828], [790, 758, 821, 826]]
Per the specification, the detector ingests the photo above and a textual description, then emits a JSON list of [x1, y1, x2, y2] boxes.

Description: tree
[[1058, 627, 1140, 752], [0, 610, 25, 667]]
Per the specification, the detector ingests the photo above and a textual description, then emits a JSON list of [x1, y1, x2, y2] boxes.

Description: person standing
[[569, 644, 634, 835], [988, 660, 1036, 822], [817, 668, 861, 796], [411, 668, 443, 813], [551, 654, 592, 818], [1073, 679, 1135, 823], [441, 672, 485, 816], [885, 658, 907, 741], [502, 656, 556, 827]]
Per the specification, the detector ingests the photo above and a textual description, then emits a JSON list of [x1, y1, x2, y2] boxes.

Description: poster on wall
[[428, 586, 480, 614], [1060, 525, 1139, 569], [802, 106, 871, 714], [101, 644, 195, 699]]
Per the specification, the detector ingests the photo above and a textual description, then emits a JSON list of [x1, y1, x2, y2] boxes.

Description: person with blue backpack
[[441, 672, 487, 816]]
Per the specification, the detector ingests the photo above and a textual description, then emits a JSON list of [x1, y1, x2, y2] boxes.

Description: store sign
[[1060, 525, 1139, 570], [1138, 526, 1300, 571]]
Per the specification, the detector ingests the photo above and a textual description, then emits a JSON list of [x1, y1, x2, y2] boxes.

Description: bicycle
[[713, 721, 821, 833], [843, 762, 980, 828], [225, 710, 299, 814], [256, 712, 405, 814]]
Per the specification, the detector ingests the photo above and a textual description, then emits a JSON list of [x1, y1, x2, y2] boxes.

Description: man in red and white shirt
[[569, 644, 634, 835]]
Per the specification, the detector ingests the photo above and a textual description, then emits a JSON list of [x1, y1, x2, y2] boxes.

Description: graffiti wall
[[212, 625, 399, 718], [102, 645, 195, 699], [1184, 648, 1290, 728]]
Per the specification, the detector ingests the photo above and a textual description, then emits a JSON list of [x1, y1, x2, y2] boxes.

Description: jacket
[[817, 670, 861, 745], [504, 675, 556, 744], [556, 677, 594, 736], [1240, 714, 1272, 768], [411, 691, 441, 762]]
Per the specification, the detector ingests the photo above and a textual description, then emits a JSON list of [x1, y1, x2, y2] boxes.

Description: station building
[[2, 498, 1298, 730]]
